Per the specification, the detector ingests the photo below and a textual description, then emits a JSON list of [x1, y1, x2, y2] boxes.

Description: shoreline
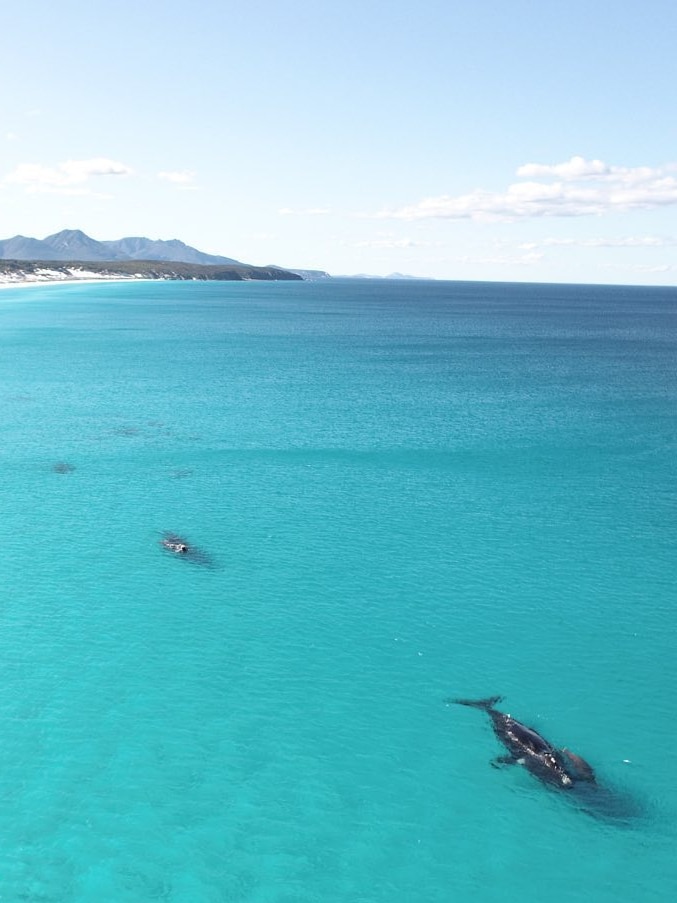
[[0, 274, 154, 291], [0, 259, 303, 285], [0, 276, 152, 291]]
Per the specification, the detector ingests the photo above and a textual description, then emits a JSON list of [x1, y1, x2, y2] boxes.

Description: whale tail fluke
[[446, 694, 504, 710]]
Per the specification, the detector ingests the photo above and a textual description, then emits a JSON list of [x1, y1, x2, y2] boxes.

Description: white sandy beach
[[0, 268, 153, 290]]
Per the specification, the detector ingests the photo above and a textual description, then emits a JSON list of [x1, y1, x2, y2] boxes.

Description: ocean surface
[[0, 277, 675, 902]]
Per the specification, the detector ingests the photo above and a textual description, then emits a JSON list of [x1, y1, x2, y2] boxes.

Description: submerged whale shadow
[[567, 777, 646, 825]]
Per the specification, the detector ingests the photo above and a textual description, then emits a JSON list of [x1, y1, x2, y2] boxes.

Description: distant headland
[[0, 229, 308, 285]]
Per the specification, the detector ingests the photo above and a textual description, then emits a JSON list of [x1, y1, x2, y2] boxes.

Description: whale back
[[503, 717, 553, 755]]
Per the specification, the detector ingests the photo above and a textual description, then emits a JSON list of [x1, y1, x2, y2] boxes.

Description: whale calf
[[448, 695, 596, 789], [160, 532, 215, 568]]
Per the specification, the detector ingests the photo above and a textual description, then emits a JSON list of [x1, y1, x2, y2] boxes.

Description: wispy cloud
[[246, 231, 277, 241], [350, 237, 433, 249], [454, 251, 544, 266], [278, 207, 331, 216], [158, 169, 197, 187], [5, 157, 133, 194], [375, 157, 677, 222], [518, 235, 677, 249], [604, 263, 675, 274]]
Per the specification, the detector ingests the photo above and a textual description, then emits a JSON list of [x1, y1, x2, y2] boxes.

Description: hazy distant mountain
[[41, 229, 112, 259], [0, 235, 63, 259], [0, 229, 241, 265], [104, 236, 239, 265]]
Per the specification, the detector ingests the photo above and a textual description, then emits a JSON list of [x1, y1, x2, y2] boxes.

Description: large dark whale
[[448, 695, 596, 789]]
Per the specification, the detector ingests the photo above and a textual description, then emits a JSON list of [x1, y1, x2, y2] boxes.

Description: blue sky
[[2, 0, 676, 283]]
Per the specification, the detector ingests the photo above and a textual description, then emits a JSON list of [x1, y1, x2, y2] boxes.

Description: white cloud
[[158, 169, 196, 184], [377, 157, 677, 222], [61, 159, 131, 180], [516, 156, 609, 180], [5, 157, 133, 193]]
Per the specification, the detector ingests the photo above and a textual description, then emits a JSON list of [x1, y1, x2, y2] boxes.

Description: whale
[[448, 695, 596, 789], [160, 532, 215, 568]]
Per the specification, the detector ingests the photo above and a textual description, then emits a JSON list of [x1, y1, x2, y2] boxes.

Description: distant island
[[0, 229, 303, 284]]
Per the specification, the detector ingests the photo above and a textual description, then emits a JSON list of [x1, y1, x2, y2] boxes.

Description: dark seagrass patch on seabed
[[52, 462, 75, 474]]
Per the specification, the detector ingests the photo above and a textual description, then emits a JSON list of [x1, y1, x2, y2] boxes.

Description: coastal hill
[[0, 229, 241, 265], [0, 259, 302, 284], [0, 229, 304, 283]]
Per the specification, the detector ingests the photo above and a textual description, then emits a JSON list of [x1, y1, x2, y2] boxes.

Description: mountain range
[[0, 229, 241, 265]]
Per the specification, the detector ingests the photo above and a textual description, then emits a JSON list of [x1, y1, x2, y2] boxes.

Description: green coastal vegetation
[[0, 258, 302, 282]]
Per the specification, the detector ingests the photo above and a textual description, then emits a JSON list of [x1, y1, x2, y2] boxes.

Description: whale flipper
[[491, 754, 518, 768]]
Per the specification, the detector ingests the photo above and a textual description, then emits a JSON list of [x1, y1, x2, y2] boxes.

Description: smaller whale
[[162, 538, 189, 554], [160, 532, 215, 568], [562, 747, 596, 783], [448, 695, 596, 789]]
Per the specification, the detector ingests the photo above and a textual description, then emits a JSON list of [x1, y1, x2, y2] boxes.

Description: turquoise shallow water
[[0, 278, 675, 901]]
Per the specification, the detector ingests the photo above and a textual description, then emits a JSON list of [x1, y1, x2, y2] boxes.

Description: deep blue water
[[0, 278, 675, 901]]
